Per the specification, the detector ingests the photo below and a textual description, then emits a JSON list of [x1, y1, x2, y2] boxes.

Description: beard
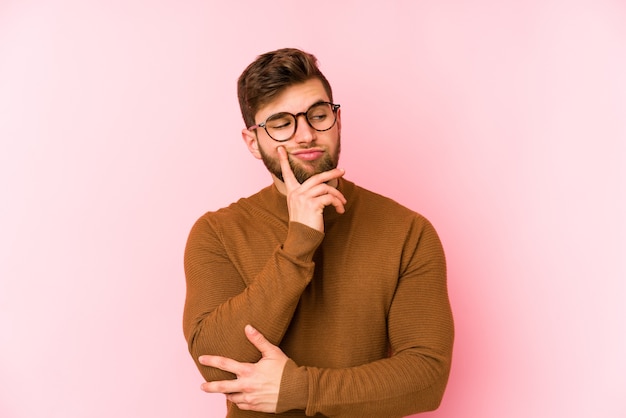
[[258, 135, 341, 184]]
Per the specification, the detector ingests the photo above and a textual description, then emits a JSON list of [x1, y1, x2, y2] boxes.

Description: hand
[[278, 146, 346, 232], [198, 325, 288, 413]]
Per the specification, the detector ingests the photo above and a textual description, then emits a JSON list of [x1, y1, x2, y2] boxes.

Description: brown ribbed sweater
[[183, 178, 454, 417]]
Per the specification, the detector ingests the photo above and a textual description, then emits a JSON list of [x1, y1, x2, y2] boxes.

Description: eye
[[307, 103, 331, 121], [266, 114, 293, 130], [309, 112, 328, 121]]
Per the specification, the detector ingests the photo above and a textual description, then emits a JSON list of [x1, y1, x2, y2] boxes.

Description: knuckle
[[240, 363, 254, 376], [215, 357, 229, 369], [237, 403, 252, 411]]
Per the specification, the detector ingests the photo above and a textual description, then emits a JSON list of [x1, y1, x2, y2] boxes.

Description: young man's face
[[242, 78, 341, 184]]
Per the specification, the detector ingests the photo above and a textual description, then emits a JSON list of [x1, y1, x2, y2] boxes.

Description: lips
[[291, 148, 324, 161]]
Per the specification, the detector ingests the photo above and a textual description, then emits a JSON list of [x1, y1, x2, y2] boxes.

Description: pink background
[[1, 1, 625, 417]]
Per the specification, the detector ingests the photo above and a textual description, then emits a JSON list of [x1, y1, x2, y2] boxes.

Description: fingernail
[[245, 324, 257, 334]]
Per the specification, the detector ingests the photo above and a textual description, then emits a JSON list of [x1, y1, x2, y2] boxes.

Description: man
[[183, 48, 454, 417]]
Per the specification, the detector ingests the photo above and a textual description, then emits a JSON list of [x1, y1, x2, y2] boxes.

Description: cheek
[[257, 140, 280, 160], [324, 131, 340, 149]]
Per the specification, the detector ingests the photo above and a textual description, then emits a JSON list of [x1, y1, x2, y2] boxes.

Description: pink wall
[[1, 1, 624, 417]]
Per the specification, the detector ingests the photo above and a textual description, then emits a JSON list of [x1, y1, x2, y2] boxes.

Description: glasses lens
[[265, 113, 296, 141], [306, 103, 336, 131], [263, 103, 338, 141]]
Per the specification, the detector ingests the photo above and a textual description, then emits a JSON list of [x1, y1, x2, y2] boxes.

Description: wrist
[[276, 359, 309, 413], [281, 222, 324, 262]]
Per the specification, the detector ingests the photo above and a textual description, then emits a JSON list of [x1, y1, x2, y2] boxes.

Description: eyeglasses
[[249, 101, 340, 142]]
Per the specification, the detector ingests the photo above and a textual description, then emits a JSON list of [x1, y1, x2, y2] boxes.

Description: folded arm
[[277, 216, 454, 416], [196, 217, 454, 417], [183, 217, 323, 382]]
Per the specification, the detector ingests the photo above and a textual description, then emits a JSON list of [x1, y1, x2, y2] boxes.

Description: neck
[[272, 175, 338, 195]]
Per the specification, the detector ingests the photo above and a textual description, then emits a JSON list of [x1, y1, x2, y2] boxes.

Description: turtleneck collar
[[257, 177, 356, 225]]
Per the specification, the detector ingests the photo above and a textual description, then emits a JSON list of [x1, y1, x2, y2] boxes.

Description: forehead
[[256, 78, 330, 121]]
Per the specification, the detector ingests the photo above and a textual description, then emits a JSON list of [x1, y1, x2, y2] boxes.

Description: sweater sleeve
[[276, 217, 454, 417], [183, 216, 324, 382]]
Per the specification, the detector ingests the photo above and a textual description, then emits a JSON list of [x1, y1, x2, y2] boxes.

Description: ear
[[336, 107, 342, 133], [242, 129, 262, 160]]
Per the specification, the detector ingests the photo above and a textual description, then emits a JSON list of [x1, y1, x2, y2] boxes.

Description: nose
[[293, 113, 315, 144]]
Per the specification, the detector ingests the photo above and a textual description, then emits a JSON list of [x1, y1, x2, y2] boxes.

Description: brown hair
[[237, 48, 333, 128]]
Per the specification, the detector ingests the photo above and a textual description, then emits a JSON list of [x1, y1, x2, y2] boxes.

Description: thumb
[[277, 146, 298, 187], [245, 324, 277, 357]]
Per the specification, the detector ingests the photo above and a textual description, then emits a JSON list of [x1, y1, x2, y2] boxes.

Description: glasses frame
[[248, 102, 341, 142]]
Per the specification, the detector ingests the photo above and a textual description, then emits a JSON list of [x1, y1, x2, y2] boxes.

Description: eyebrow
[[270, 100, 328, 117]]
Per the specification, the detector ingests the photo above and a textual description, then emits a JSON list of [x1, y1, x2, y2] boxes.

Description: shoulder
[[350, 182, 424, 220], [188, 184, 287, 240], [188, 188, 259, 231], [198, 185, 276, 221], [346, 181, 440, 239]]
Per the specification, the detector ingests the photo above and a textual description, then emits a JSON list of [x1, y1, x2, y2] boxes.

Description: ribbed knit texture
[[183, 178, 454, 417]]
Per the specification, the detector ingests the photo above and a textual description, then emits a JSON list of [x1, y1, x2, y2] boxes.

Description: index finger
[[277, 146, 299, 187], [201, 378, 243, 395], [198, 355, 245, 376]]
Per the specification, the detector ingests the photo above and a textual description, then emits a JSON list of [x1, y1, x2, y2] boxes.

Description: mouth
[[290, 148, 324, 161]]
